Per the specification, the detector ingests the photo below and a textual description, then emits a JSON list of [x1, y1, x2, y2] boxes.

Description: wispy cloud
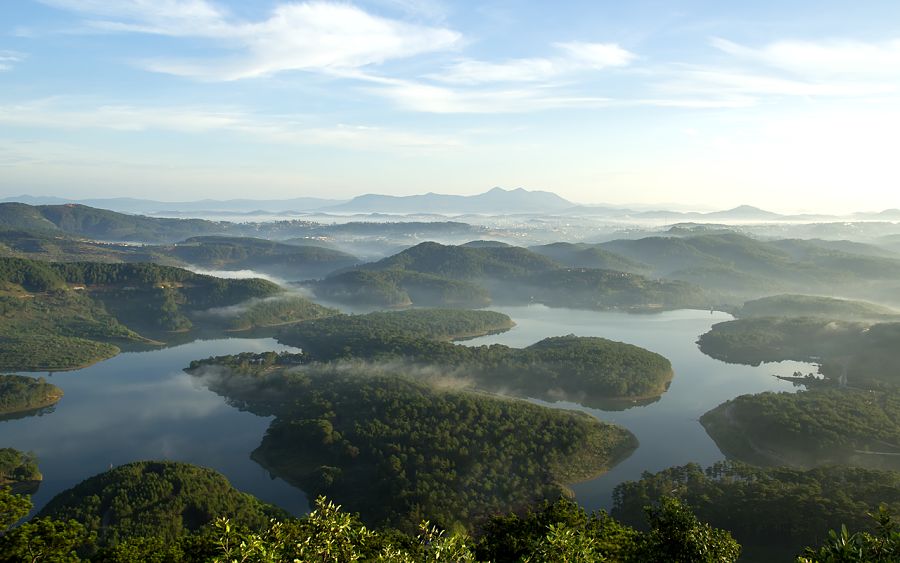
[[40, 0, 461, 80], [428, 41, 635, 85], [0, 50, 25, 71], [655, 37, 900, 103], [0, 98, 464, 151]]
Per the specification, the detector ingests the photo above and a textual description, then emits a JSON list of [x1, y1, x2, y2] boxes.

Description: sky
[[1, 0, 900, 213]]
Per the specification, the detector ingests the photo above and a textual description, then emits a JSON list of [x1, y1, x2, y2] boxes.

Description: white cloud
[[711, 36, 900, 78], [0, 50, 25, 71], [662, 37, 900, 101], [429, 41, 634, 85], [0, 99, 463, 150], [40, 0, 461, 80]]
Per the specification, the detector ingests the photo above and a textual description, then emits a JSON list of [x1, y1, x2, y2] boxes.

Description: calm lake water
[[1, 306, 815, 516]]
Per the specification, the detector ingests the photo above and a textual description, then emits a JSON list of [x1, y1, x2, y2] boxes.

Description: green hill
[[738, 294, 900, 320], [311, 242, 708, 311], [612, 461, 900, 562], [189, 362, 636, 530], [601, 233, 900, 302], [38, 461, 284, 546], [529, 242, 651, 273], [165, 236, 359, 279], [0, 202, 231, 243], [0, 257, 319, 370]]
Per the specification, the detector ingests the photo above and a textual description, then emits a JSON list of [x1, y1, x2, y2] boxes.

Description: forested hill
[[0, 256, 280, 296], [310, 242, 709, 311], [600, 232, 900, 303], [37, 461, 284, 546], [0, 202, 233, 242], [0, 257, 305, 370], [187, 362, 637, 530], [362, 241, 562, 279]]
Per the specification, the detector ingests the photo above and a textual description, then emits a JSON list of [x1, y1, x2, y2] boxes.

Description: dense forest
[[700, 389, 900, 470], [0, 256, 336, 369], [0, 374, 63, 415], [698, 315, 900, 388], [38, 461, 284, 547], [274, 310, 673, 405], [187, 362, 637, 530], [309, 241, 710, 311], [611, 461, 900, 561], [5, 462, 896, 562]]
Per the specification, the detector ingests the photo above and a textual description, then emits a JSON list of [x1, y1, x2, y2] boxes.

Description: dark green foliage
[[701, 389, 900, 469], [0, 487, 32, 532], [0, 516, 95, 562], [613, 461, 900, 560], [799, 506, 900, 563], [639, 496, 741, 563], [280, 308, 514, 345], [38, 461, 284, 547], [195, 365, 636, 531], [313, 269, 490, 308], [476, 497, 642, 562], [0, 375, 63, 416]]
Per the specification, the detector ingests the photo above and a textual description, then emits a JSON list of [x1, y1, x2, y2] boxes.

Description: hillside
[[529, 242, 651, 273], [738, 294, 900, 320], [0, 257, 324, 370], [310, 242, 708, 311], [601, 232, 900, 302], [188, 360, 637, 530], [38, 461, 284, 546], [165, 236, 359, 279]]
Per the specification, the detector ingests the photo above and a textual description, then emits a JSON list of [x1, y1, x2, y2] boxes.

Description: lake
[[0, 306, 815, 516]]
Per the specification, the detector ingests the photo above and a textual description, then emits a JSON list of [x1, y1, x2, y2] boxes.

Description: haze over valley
[[3, 1, 900, 561]]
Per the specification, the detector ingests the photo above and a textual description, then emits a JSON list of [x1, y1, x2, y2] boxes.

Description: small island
[[274, 309, 672, 407], [38, 460, 284, 547], [0, 374, 63, 417], [187, 358, 638, 530]]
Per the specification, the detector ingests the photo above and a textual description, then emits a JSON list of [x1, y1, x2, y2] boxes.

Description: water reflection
[[462, 305, 816, 511], [0, 338, 308, 517]]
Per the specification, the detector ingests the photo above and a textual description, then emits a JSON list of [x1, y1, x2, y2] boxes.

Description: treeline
[[191, 365, 637, 530], [0, 374, 63, 415], [612, 461, 900, 561], [0, 474, 748, 562], [4, 459, 900, 561]]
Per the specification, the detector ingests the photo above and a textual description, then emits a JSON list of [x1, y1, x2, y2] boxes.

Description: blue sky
[[2, 0, 900, 212]]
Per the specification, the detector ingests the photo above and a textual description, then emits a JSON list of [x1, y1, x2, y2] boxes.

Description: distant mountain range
[[320, 187, 575, 214], [0, 195, 345, 214], [3, 190, 897, 220]]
